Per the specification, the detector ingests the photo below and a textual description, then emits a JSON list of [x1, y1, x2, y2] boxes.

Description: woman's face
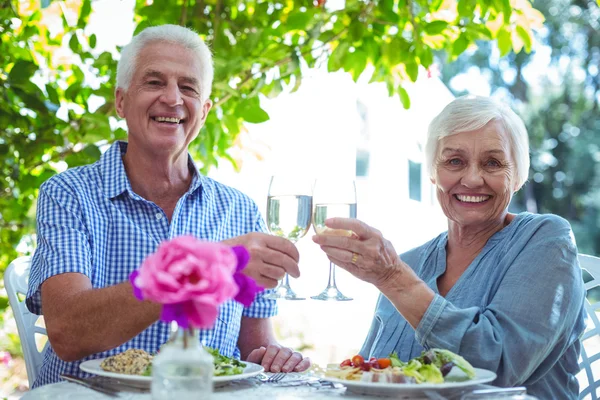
[[431, 120, 518, 229]]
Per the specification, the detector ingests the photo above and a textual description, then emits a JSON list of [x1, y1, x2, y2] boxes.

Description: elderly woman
[[313, 96, 586, 399]]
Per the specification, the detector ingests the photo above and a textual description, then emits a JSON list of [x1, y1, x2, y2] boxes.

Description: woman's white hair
[[425, 95, 530, 190], [116, 24, 214, 101]]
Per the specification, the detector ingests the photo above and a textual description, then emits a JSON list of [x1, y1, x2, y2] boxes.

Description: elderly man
[[26, 24, 310, 387]]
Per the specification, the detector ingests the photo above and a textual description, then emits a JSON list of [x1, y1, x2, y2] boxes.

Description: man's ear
[[115, 87, 126, 118], [200, 99, 212, 123]]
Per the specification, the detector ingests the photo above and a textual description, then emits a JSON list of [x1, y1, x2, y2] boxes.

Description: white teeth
[[154, 116, 181, 123], [456, 195, 490, 203]]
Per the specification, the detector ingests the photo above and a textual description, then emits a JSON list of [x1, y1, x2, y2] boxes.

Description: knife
[[60, 374, 120, 397]]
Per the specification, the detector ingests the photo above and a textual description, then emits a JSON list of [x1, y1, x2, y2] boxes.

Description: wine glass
[[263, 176, 313, 300], [311, 177, 356, 301]]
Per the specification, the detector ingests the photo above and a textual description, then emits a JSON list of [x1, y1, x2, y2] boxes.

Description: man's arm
[[238, 316, 310, 373], [41, 273, 160, 362]]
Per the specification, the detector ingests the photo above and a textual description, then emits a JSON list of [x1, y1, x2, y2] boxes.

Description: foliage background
[[0, 0, 557, 393], [439, 0, 600, 253]]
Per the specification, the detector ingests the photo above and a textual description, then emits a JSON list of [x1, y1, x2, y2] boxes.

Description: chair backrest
[[3, 256, 48, 387], [578, 253, 600, 400]]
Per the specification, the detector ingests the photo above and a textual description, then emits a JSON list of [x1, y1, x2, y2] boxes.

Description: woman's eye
[[147, 80, 161, 85], [486, 159, 501, 167], [448, 158, 462, 166]]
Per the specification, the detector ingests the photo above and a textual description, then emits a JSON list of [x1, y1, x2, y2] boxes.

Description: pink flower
[[0, 351, 12, 366], [130, 236, 262, 329]]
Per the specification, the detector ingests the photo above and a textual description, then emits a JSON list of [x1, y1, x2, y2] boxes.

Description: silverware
[[462, 387, 527, 399], [60, 374, 119, 397], [257, 372, 286, 383]]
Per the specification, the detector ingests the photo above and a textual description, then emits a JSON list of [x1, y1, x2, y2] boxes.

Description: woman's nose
[[461, 164, 484, 188]]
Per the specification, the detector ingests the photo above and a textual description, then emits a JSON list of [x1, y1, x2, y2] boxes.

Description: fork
[[265, 372, 286, 383]]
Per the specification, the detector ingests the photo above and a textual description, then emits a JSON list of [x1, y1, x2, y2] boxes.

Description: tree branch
[[213, 25, 350, 108]]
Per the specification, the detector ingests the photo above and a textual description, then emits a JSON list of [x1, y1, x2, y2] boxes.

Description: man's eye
[[147, 80, 161, 85], [182, 86, 198, 93]]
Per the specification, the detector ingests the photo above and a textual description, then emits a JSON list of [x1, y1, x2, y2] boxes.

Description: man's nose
[[160, 82, 183, 107], [461, 164, 484, 188]]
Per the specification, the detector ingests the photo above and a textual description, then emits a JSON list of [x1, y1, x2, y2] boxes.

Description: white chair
[[578, 253, 600, 400], [4, 256, 48, 387]]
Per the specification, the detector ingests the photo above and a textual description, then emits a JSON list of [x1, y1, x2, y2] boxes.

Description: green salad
[[389, 349, 476, 383], [142, 347, 246, 377]]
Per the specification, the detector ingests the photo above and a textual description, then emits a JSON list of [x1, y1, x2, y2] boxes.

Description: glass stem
[[327, 262, 337, 288], [283, 273, 291, 287]]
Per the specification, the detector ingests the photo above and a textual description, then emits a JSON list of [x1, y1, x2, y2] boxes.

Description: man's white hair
[[424, 95, 530, 190], [116, 24, 214, 101]]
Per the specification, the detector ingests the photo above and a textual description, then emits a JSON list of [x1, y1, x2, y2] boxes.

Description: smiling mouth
[[454, 194, 491, 203], [151, 116, 185, 124]]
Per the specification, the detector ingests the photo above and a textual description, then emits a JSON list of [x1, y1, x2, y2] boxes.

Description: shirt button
[[155, 213, 163, 220]]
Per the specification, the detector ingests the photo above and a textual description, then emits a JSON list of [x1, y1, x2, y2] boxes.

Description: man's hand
[[223, 232, 300, 289], [246, 344, 311, 373]]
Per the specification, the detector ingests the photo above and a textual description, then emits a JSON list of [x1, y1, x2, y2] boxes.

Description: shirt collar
[[101, 141, 203, 199]]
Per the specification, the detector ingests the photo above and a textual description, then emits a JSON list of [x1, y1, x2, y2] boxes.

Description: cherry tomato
[[340, 359, 352, 367], [377, 358, 391, 369], [360, 362, 372, 371], [351, 355, 364, 367]]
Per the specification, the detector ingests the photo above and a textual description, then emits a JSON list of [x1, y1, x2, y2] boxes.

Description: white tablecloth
[[21, 377, 495, 400]]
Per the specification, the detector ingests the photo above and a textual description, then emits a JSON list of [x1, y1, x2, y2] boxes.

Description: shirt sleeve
[[26, 180, 92, 315], [414, 216, 586, 387], [242, 205, 277, 318]]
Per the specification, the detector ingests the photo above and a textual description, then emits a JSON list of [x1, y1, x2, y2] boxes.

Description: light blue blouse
[[360, 213, 586, 400]]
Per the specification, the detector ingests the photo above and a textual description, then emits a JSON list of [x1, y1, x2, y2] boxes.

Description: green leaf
[[405, 60, 418, 82], [516, 25, 532, 53], [430, 0, 444, 11], [345, 49, 368, 81], [8, 60, 37, 84], [286, 12, 312, 31], [77, 0, 92, 28], [327, 42, 350, 72], [502, 0, 512, 24], [83, 144, 102, 160], [89, 33, 97, 49], [398, 86, 411, 109], [223, 114, 241, 135], [458, 0, 476, 18], [235, 97, 270, 124], [46, 84, 60, 105], [452, 34, 469, 57], [424, 21, 448, 36], [69, 34, 81, 54], [376, 0, 399, 23], [497, 28, 512, 56], [349, 21, 365, 42], [418, 46, 433, 69]]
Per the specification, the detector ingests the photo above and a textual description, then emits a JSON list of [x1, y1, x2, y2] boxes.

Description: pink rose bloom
[[131, 236, 240, 328]]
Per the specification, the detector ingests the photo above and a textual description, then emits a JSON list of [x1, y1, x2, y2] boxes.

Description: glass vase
[[151, 324, 213, 400]]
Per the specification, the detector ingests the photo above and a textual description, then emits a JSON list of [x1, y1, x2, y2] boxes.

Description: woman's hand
[[311, 218, 405, 290]]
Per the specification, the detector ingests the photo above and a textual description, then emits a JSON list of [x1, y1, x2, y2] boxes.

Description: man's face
[[115, 41, 212, 156]]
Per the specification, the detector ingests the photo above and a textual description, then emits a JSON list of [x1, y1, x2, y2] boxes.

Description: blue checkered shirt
[[26, 141, 277, 387]]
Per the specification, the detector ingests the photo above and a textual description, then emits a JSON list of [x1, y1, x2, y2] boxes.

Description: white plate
[[79, 358, 264, 384], [325, 367, 496, 396]]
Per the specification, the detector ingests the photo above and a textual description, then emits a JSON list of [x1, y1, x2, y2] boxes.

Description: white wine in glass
[[312, 178, 356, 301], [264, 176, 313, 300]]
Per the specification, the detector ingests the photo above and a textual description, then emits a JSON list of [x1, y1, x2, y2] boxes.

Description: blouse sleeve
[[414, 215, 586, 387]]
